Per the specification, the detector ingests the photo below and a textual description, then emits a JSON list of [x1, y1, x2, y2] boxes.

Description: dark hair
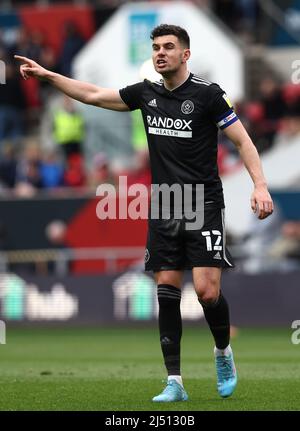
[[150, 24, 190, 48]]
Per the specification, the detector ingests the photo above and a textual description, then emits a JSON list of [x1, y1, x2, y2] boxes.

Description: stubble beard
[[158, 64, 181, 80]]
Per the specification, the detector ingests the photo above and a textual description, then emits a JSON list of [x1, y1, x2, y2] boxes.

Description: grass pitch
[[0, 327, 299, 411]]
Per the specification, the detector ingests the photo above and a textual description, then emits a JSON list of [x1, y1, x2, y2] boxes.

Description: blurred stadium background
[[0, 0, 300, 411]]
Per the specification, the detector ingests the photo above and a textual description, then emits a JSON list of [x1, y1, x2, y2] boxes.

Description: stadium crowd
[[1, 0, 300, 196], [1, 23, 300, 195]]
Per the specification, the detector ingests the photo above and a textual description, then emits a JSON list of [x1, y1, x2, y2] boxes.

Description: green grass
[[0, 327, 299, 411]]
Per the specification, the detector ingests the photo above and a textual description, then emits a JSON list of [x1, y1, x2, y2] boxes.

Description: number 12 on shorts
[[201, 230, 222, 251]]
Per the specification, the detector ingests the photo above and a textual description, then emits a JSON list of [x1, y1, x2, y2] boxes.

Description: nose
[[157, 47, 166, 56]]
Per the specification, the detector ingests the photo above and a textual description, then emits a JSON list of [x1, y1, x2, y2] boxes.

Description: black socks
[[157, 284, 230, 375], [199, 292, 230, 349], [157, 284, 182, 376]]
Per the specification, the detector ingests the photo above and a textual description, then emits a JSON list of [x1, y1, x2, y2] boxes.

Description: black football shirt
[[119, 72, 238, 209]]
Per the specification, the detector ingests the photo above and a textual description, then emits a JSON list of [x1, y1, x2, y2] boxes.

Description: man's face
[[152, 35, 190, 76]]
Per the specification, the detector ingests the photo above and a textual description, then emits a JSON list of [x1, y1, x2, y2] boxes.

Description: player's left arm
[[223, 119, 274, 220]]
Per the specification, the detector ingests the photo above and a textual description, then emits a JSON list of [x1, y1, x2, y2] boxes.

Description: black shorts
[[144, 207, 234, 271]]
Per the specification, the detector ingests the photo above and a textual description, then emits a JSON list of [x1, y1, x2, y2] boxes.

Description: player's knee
[[198, 290, 219, 307], [195, 280, 220, 305]]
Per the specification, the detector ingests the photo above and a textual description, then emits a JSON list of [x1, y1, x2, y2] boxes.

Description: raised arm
[[223, 119, 274, 220], [14, 55, 129, 112]]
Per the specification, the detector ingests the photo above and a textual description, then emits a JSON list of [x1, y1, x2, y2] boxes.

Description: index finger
[[14, 55, 31, 63]]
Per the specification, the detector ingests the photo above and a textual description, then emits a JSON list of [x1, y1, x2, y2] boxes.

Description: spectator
[[268, 220, 300, 269], [58, 22, 85, 77], [13, 28, 56, 120], [257, 77, 286, 150], [88, 152, 114, 188], [13, 28, 43, 62], [0, 141, 17, 188], [273, 97, 300, 150], [52, 95, 85, 161], [40, 149, 64, 189], [15, 140, 43, 190], [63, 153, 86, 188], [282, 83, 300, 107], [0, 61, 26, 145]]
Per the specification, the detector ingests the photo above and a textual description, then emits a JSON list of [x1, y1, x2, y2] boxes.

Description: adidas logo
[[148, 98, 157, 107], [213, 252, 222, 260], [161, 336, 172, 345]]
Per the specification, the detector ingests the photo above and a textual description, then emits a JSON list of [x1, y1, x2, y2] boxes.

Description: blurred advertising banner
[[0, 270, 300, 326], [129, 12, 158, 65]]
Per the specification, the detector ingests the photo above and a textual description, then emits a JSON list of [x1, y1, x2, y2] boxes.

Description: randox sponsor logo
[[147, 115, 192, 130]]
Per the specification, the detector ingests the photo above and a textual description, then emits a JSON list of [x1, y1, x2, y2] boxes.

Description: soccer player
[[15, 24, 273, 402]]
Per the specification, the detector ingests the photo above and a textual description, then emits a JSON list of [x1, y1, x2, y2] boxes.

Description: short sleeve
[[207, 83, 239, 130], [119, 82, 145, 111]]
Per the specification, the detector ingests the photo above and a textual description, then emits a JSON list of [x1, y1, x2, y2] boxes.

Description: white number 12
[[201, 230, 222, 251]]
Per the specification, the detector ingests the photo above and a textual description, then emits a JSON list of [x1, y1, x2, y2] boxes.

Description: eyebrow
[[152, 42, 176, 49]]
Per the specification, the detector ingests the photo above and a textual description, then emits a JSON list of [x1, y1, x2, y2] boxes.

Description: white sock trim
[[214, 344, 232, 357], [168, 375, 183, 387]]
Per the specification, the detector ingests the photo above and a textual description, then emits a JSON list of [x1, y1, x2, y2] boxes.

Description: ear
[[182, 49, 191, 63]]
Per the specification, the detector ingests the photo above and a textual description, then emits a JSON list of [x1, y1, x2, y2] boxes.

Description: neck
[[163, 69, 190, 91]]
